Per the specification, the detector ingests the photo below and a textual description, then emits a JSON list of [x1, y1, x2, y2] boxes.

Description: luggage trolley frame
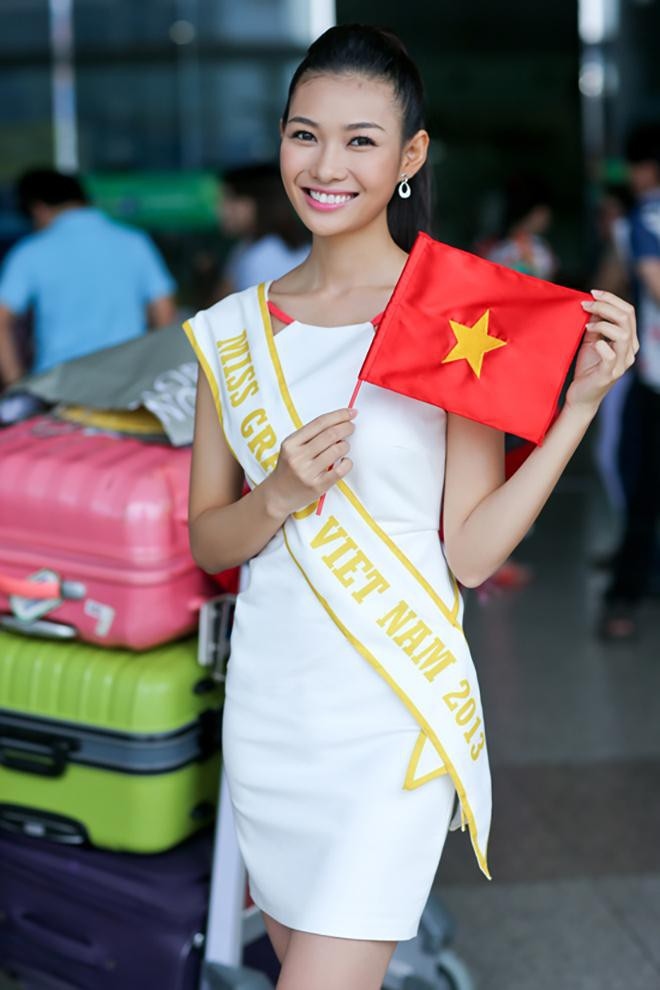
[[198, 590, 474, 990], [197, 591, 273, 990]]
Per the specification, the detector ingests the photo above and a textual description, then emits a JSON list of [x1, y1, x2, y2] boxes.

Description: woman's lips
[[302, 188, 359, 211]]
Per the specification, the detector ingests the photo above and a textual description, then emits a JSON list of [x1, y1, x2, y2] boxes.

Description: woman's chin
[[296, 202, 383, 239]]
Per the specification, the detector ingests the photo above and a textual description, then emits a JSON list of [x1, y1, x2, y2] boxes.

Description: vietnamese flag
[[358, 233, 591, 444]]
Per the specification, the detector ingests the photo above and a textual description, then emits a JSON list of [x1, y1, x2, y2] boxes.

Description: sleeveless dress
[[217, 283, 458, 942]]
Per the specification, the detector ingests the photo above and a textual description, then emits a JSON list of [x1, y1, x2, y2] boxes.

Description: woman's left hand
[[565, 289, 639, 413]]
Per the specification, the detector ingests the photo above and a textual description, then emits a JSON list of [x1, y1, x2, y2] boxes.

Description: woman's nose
[[309, 144, 348, 185]]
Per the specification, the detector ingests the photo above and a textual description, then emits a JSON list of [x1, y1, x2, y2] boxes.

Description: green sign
[[599, 158, 628, 184], [85, 172, 220, 231]]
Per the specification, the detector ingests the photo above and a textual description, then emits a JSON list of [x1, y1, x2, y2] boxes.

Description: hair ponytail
[[282, 24, 431, 253]]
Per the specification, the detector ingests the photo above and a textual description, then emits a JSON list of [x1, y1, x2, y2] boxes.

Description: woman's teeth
[[308, 190, 355, 205]]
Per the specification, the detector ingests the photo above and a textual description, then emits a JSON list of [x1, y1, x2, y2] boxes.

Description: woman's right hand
[[264, 407, 357, 519]]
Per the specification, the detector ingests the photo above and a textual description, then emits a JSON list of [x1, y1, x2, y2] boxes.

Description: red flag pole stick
[[347, 378, 363, 410], [315, 377, 363, 516]]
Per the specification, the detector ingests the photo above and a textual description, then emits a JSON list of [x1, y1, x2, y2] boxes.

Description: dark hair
[[222, 161, 309, 249], [16, 168, 88, 217], [600, 181, 634, 213], [625, 123, 660, 168], [282, 24, 431, 252], [502, 173, 553, 232]]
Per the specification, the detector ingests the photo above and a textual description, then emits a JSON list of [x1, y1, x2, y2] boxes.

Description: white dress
[[221, 297, 457, 942]]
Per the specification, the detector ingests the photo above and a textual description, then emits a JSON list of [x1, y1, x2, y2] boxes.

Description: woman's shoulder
[[186, 284, 267, 348]]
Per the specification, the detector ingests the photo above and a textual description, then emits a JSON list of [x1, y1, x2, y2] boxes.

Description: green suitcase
[[0, 631, 223, 852]]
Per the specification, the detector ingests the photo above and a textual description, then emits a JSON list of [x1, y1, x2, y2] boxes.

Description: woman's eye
[[291, 130, 315, 141], [349, 135, 375, 147]]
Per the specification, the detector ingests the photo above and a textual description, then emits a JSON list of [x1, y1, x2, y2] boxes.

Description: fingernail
[[585, 322, 596, 330], [581, 300, 594, 310], [349, 408, 359, 416], [591, 288, 603, 297]]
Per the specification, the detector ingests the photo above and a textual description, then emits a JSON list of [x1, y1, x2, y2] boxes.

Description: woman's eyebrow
[[287, 115, 385, 132], [345, 121, 385, 132], [288, 116, 318, 127]]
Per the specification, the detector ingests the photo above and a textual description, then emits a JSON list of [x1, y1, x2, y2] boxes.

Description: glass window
[[0, 0, 50, 56], [76, 65, 178, 170]]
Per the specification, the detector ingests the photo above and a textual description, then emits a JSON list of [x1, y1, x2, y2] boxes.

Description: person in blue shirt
[[0, 169, 176, 389], [216, 162, 310, 298], [600, 123, 660, 640]]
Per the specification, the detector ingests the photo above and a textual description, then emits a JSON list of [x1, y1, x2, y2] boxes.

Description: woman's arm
[[443, 290, 638, 588], [188, 368, 356, 573]]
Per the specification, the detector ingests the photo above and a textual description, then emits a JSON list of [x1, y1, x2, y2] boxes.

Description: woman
[[218, 161, 310, 296], [184, 25, 637, 990], [486, 172, 558, 280]]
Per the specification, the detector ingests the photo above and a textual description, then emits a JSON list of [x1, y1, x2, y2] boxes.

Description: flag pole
[[315, 377, 363, 516], [346, 378, 363, 410]]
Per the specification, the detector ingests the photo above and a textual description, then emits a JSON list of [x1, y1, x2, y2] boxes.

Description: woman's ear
[[401, 129, 430, 180]]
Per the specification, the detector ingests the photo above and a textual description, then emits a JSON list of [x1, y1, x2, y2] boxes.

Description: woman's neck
[[301, 212, 407, 292]]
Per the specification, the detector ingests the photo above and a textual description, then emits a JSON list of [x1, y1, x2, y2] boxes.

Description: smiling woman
[[268, 76, 429, 327], [182, 21, 637, 990], [279, 29, 431, 259], [280, 81, 420, 233]]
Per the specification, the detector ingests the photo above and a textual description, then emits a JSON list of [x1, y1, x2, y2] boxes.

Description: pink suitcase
[[0, 416, 216, 649]]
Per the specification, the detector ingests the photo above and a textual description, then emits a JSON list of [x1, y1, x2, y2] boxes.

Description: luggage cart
[[197, 593, 272, 990], [200, 768, 273, 990], [383, 895, 474, 990], [198, 594, 474, 990]]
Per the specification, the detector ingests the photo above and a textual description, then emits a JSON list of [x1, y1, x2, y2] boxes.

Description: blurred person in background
[[486, 172, 558, 280], [0, 168, 176, 390], [216, 161, 309, 298], [592, 184, 635, 523], [600, 123, 660, 640], [480, 173, 559, 591], [591, 183, 633, 300]]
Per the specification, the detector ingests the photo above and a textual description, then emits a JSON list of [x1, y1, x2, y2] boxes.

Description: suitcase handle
[[0, 571, 85, 601], [0, 724, 76, 777], [16, 910, 106, 966], [0, 615, 78, 640], [0, 572, 61, 599]]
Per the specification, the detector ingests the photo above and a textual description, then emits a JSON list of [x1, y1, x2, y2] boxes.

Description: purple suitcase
[[0, 964, 74, 989], [0, 829, 213, 990]]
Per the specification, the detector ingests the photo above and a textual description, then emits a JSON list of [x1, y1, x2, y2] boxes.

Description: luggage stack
[[0, 412, 473, 990], [0, 413, 232, 989]]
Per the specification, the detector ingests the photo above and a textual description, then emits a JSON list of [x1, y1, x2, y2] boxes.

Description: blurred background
[[1, 0, 658, 299], [1, 2, 660, 990]]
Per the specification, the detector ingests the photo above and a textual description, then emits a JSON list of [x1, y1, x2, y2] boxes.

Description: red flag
[[358, 233, 590, 444]]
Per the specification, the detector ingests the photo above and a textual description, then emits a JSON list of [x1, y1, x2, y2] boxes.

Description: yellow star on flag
[[441, 309, 507, 378]]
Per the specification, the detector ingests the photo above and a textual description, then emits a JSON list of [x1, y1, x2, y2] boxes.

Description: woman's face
[[280, 72, 409, 238]]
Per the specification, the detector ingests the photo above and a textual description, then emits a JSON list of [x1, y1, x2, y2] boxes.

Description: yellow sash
[[183, 283, 492, 878]]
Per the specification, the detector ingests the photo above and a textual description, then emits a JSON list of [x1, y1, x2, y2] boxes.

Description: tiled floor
[[434, 476, 660, 990]]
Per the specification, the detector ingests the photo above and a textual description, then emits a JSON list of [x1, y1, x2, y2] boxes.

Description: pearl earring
[[398, 174, 411, 199]]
